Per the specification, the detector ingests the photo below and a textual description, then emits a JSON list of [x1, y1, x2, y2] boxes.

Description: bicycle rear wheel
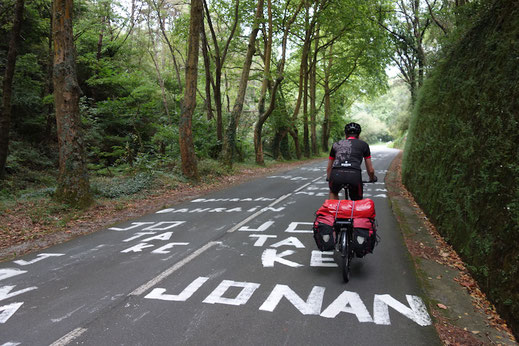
[[340, 231, 350, 283]]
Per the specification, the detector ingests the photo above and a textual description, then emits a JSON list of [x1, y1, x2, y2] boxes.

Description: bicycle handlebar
[[362, 175, 378, 184]]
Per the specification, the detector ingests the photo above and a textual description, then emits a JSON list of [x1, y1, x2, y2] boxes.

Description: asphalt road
[[0, 147, 441, 345]]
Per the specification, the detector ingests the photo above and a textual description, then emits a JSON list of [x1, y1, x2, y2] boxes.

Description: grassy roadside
[[385, 151, 517, 345], [0, 156, 326, 262]]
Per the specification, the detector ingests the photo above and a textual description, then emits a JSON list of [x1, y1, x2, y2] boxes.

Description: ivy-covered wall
[[402, 0, 519, 336]]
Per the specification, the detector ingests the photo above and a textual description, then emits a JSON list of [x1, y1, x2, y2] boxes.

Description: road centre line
[[50, 327, 87, 346], [226, 194, 290, 233], [294, 176, 323, 193], [227, 176, 322, 233], [129, 241, 220, 296]]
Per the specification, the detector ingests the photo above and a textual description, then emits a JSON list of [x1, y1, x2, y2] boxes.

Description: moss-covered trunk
[[179, 0, 203, 181], [52, 0, 92, 207], [222, 0, 264, 168]]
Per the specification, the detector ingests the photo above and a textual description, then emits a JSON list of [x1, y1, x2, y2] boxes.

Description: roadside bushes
[[402, 0, 519, 336]]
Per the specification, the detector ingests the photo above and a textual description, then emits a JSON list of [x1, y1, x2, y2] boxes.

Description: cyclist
[[326, 122, 377, 200]]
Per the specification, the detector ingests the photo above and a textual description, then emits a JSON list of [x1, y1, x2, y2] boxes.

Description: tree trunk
[[179, 0, 203, 180], [321, 44, 333, 152], [291, 7, 310, 129], [290, 1, 313, 160], [203, 0, 239, 143], [272, 128, 291, 161], [222, 0, 264, 167], [254, 80, 280, 165], [53, 0, 92, 207], [255, 0, 303, 165], [303, 58, 310, 158], [417, 44, 426, 88], [322, 82, 331, 152], [214, 66, 223, 141], [200, 27, 214, 121], [44, 9, 55, 143], [0, 0, 25, 178], [310, 24, 319, 155], [289, 128, 301, 159], [147, 15, 170, 120], [302, 4, 312, 158], [153, 0, 182, 88], [254, 0, 273, 165], [409, 70, 417, 106]]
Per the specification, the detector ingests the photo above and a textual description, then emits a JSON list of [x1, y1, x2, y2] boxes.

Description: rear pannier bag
[[312, 213, 335, 251], [313, 199, 379, 254], [352, 217, 377, 257], [316, 199, 376, 219], [336, 199, 376, 219]]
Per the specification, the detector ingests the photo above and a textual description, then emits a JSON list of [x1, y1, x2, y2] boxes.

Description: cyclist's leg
[[345, 171, 363, 201], [328, 168, 345, 199]]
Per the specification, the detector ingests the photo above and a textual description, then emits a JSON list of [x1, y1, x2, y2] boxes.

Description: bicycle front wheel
[[340, 231, 350, 283]]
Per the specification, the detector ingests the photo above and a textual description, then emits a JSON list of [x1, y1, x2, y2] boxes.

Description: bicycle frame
[[334, 219, 354, 283], [333, 181, 371, 283]]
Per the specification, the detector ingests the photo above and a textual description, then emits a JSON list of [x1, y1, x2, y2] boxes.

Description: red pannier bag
[[335, 199, 376, 219], [314, 199, 378, 255], [353, 217, 376, 236], [352, 217, 378, 257], [312, 203, 336, 251]]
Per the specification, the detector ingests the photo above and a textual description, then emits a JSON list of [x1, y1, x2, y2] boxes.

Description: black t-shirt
[[329, 137, 371, 171]]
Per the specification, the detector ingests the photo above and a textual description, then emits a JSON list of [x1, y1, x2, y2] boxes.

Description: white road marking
[[0, 302, 23, 323], [226, 194, 289, 233], [259, 285, 325, 315], [129, 241, 220, 296], [0, 269, 26, 282], [0, 285, 37, 301], [203, 280, 260, 306], [14, 253, 65, 266], [49, 327, 87, 346], [228, 176, 322, 233]]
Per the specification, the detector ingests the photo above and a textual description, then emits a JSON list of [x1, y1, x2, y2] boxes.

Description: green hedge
[[402, 0, 519, 336]]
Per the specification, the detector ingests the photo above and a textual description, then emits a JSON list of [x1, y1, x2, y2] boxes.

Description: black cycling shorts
[[328, 168, 363, 200]]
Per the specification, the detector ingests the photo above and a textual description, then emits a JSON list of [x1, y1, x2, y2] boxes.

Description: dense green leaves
[[1, 0, 393, 192], [402, 0, 519, 336]]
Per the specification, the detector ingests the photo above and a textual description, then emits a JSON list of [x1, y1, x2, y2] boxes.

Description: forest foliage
[[0, 0, 403, 202], [402, 0, 519, 336]]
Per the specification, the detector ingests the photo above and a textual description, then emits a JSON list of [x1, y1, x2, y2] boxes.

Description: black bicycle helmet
[[344, 122, 361, 136]]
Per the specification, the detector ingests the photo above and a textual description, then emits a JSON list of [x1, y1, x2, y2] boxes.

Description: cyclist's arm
[[365, 157, 375, 181], [326, 157, 334, 180]]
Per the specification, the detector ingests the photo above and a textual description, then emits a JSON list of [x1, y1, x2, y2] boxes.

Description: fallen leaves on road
[[431, 308, 485, 346]]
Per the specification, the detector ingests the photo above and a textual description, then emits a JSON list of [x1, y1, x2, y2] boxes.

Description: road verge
[[385, 151, 517, 345]]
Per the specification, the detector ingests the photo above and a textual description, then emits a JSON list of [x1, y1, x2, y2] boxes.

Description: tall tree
[[289, 0, 324, 159], [44, 3, 55, 143], [379, 0, 431, 105], [146, 11, 170, 120], [52, 0, 92, 207], [321, 44, 333, 151], [309, 23, 320, 155], [0, 0, 25, 178], [151, 0, 182, 88], [221, 0, 264, 167], [202, 0, 240, 142], [253, 0, 274, 165], [179, 0, 203, 180], [255, 0, 304, 165]]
